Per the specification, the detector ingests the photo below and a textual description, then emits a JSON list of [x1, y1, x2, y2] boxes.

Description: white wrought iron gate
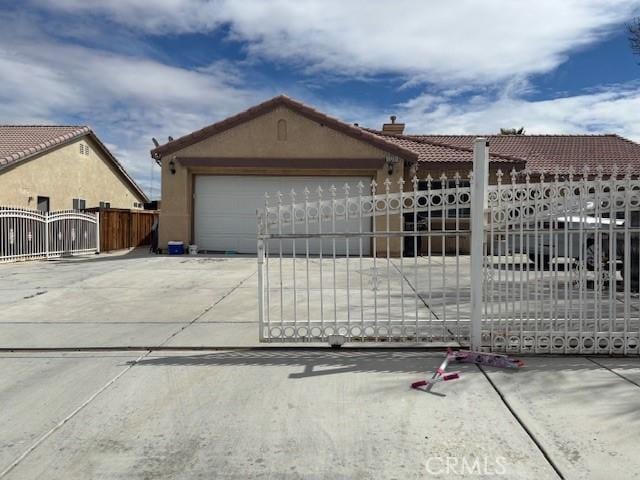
[[483, 166, 640, 355], [257, 175, 475, 345], [257, 141, 640, 355], [0, 206, 100, 262]]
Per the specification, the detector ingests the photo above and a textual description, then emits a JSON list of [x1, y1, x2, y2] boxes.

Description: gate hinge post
[[470, 138, 489, 350]]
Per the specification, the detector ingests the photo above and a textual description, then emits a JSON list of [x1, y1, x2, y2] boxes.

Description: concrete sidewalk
[[1, 349, 638, 479]]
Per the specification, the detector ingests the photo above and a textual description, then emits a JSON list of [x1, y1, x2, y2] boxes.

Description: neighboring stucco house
[[151, 95, 640, 254], [0, 126, 148, 211]]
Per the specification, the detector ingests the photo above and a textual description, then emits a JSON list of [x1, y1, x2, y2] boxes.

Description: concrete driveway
[[0, 249, 632, 348], [0, 250, 259, 348], [1, 251, 639, 479]]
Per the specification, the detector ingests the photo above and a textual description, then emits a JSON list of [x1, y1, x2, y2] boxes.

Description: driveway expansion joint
[[158, 271, 256, 347], [476, 364, 565, 480], [586, 356, 640, 389], [0, 351, 151, 479]]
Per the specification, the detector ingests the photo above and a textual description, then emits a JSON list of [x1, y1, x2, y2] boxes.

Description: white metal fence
[[0, 206, 100, 262], [257, 140, 640, 355], [484, 166, 640, 355]]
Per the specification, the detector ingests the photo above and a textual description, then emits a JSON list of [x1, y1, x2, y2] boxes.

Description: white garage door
[[194, 175, 372, 254]]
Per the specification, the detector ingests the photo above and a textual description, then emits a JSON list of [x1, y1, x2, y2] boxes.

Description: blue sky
[[2, 1, 640, 198]]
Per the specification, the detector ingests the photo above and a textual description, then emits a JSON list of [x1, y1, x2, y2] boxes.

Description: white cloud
[[6, 1, 640, 197], [396, 84, 640, 141], [0, 50, 82, 121], [31, 0, 640, 85], [0, 20, 271, 197]]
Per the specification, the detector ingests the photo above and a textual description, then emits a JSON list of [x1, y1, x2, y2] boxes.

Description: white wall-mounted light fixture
[[386, 157, 399, 175]]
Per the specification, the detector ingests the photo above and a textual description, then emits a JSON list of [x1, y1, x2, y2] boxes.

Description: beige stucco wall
[[0, 136, 145, 210], [158, 105, 404, 251], [158, 105, 532, 256]]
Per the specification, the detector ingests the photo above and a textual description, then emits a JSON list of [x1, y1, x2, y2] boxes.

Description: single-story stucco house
[[151, 95, 640, 255], [0, 126, 148, 211]]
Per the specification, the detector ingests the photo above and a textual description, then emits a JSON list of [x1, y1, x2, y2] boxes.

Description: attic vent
[[277, 119, 287, 141], [79, 143, 90, 156]]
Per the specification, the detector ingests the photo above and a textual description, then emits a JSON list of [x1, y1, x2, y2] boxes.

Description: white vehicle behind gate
[[504, 213, 625, 270]]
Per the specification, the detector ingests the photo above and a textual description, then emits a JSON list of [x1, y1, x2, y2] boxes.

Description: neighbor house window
[[72, 198, 86, 210], [99, 201, 111, 208], [37, 196, 50, 213]]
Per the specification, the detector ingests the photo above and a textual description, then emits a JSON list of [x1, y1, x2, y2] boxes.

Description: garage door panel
[[196, 198, 255, 211], [196, 214, 258, 232], [194, 175, 372, 254], [196, 194, 267, 210]]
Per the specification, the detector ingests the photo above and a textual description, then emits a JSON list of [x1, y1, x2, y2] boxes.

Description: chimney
[[382, 115, 405, 135]]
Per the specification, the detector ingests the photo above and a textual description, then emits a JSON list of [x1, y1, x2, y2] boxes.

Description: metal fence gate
[[0, 206, 100, 262], [484, 166, 640, 355], [257, 140, 640, 355]]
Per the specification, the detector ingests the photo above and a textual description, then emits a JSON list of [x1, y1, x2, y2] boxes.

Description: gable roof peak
[[150, 94, 419, 161]]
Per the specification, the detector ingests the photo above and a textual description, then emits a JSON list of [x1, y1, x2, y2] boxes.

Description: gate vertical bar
[[257, 210, 266, 341], [44, 211, 49, 258], [471, 138, 489, 350], [290, 189, 297, 328], [344, 183, 351, 331]]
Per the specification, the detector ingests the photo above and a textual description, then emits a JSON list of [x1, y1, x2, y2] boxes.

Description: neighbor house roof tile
[[0, 125, 90, 168], [0, 125, 148, 202]]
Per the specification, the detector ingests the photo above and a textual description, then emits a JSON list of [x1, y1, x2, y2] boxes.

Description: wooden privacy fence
[[85, 208, 158, 252]]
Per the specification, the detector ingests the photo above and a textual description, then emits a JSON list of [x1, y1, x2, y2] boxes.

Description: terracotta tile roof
[[150, 95, 640, 176], [365, 129, 524, 164], [0, 125, 148, 202], [0, 125, 90, 168], [410, 134, 640, 174], [150, 95, 419, 162]]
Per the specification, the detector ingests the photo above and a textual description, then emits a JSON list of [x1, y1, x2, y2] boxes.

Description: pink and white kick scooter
[[411, 348, 523, 391]]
